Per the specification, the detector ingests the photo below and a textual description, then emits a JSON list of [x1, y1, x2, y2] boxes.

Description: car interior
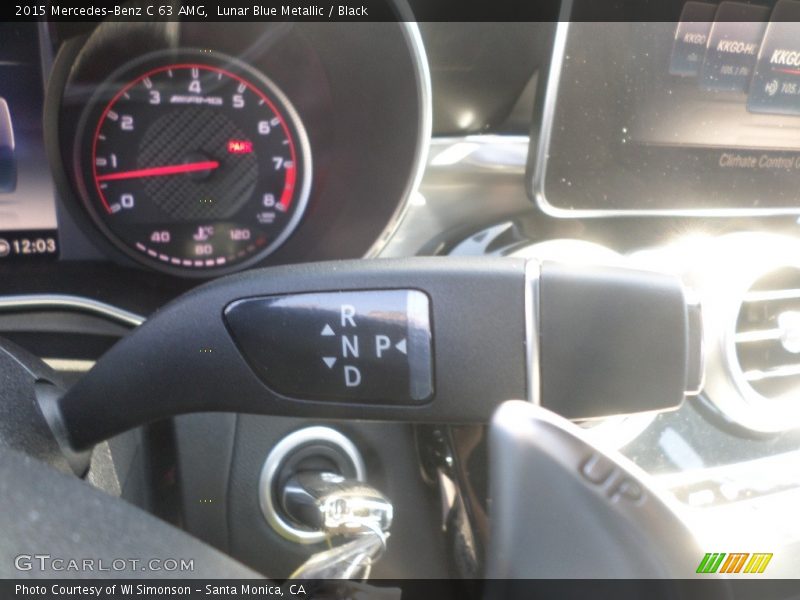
[[1, 0, 800, 591]]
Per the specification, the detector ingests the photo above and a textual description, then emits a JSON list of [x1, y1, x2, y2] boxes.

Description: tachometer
[[74, 53, 311, 276]]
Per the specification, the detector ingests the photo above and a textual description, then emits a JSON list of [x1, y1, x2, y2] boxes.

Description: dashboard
[[2, 3, 800, 582]]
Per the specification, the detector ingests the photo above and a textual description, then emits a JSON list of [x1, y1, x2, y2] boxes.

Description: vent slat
[[735, 329, 782, 344], [735, 268, 800, 402], [744, 288, 800, 303], [744, 364, 800, 382]]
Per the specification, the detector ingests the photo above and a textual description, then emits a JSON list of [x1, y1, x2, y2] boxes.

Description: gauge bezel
[[72, 49, 313, 278]]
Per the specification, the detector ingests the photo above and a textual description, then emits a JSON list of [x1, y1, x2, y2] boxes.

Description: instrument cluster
[[43, 21, 428, 277]]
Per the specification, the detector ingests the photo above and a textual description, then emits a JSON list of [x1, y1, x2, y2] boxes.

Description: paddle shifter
[[49, 257, 701, 451]]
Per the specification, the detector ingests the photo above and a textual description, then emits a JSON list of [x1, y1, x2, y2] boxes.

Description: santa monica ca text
[[16, 583, 304, 596]]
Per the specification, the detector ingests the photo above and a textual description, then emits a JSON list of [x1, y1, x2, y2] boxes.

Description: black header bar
[[4, 0, 797, 23]]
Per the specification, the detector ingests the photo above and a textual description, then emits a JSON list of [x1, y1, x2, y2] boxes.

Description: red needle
[[96, 160, 220, 182]]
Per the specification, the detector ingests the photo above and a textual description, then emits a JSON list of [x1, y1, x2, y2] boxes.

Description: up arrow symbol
[[321, 324, 335, 336]]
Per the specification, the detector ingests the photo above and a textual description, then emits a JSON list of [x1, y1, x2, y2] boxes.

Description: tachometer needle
[[96, 160, 220, 182]]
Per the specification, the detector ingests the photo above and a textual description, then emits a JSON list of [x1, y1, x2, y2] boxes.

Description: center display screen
[[533, 0, 800, 215]]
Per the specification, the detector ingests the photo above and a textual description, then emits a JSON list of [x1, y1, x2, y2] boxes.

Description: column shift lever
[[51, 257, 702, 451]]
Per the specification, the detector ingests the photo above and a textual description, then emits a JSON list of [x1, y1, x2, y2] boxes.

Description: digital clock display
[[0, 230, 58, 262]]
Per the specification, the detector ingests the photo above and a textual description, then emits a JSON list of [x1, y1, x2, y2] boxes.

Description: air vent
[[642, 232, 800, 432], [733, 267, 800, 402]]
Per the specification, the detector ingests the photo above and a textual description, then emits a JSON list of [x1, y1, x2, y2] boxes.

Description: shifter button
[[224, 290, 433, 404]]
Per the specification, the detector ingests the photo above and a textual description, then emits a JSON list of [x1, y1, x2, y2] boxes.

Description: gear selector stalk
[[54, 257, 702, 450]]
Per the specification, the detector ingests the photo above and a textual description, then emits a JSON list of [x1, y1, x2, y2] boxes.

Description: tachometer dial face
[[75, 54, 311, 276]]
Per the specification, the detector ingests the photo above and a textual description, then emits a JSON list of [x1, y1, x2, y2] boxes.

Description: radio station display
[[747, 1, 800, 116]]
